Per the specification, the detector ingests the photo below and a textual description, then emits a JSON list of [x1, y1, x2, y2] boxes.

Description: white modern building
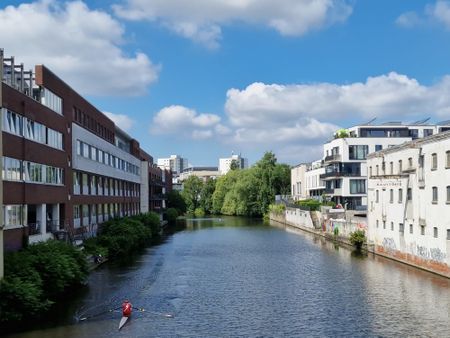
[[366, 131, 450, 277], [179, 166, 221, 182], [219, 154, 248, 175], [321, 121, 450, 210], [291, 160, 325, 201], [157, 155, 188, 175]]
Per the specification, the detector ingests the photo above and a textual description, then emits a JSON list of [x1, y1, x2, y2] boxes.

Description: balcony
[[324, 154, 342, 163], [320, 171, 361, 179], [28, 222, 41, 235]]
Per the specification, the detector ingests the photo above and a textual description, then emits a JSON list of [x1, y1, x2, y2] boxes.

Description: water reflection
[[7, 217, 450, 337]]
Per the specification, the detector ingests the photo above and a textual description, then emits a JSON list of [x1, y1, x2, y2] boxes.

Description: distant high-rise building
[[157, 155, 188, 175], [219, 153, 248, 175]]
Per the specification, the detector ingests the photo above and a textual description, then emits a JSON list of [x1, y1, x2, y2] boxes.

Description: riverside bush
[[349, 230, 366, 250], [166, 208, 179, 223], [268, 203, 285, 215], [0, 241, 88, 326]]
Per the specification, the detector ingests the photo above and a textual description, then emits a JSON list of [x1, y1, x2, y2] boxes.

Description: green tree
[[254, 151, 278, 215], [272, 163, 291, 195], [230, 159, 240, 171], [200, 179, 216, 214], [167, 190, 187, 214], [212, 170, 240, 214], [181, 176, 204, 213]]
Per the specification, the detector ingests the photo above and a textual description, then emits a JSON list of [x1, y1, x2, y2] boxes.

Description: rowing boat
[[118, 316, 129, 330]]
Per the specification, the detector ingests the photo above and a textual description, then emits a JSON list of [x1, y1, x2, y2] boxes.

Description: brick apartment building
[[0, 49, 171, 251]]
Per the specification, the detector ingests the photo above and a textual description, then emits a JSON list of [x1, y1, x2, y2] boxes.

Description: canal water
[[7, 217, 450, 337]]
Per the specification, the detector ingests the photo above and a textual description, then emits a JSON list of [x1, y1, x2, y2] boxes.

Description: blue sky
[[1, 0, 450, 166]]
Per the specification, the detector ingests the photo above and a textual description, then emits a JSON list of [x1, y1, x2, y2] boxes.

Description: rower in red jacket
[[122, 299, 132, 317]]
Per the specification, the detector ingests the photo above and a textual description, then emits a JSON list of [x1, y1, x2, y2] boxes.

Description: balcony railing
[[324, 154, 342, 162], [320, 171, 361, 179], [28, 222, 41, 235], [46, 220, 61, 233]]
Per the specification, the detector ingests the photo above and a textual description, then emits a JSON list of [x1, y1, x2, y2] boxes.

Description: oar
[[132, 307, 174, 318], [78, 307, 121, 321]]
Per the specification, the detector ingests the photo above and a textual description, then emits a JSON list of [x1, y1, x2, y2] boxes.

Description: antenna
[[411, 118, 430, 125], [362, 117, 377, 125]]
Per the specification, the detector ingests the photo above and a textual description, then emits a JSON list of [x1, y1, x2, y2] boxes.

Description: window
[[407, 188, 412, 201], [24, 162, 43, 183], [431, 153, 437, 170], [2, 157, 22, 181], [390, 189, 394, 203], [424, 129, 433, 137], [447, 229, 450, 240], [391, 222, 394, 231], [74, 205, 80, 219], [398, 160, 402, 173], [41, 88, 62, 114], [408, 157, 413, 168], [46, 166, 63, 185], [24, 119, 46, 144], [421, 225, 425, 235], [376, 165, 379, 176], [82, 143, 90, 159], [432, 187, 438, 203], [349, 145, 369, 160], [447, 151, 450, 169], [398, 189, 403, 203], [447, 186, 450, 203], [390, 162, 393, 175], [409, 224, 413, 234], [77, 140, 82, 156], [350, 179, 366, 194], [47, 128, 63, 150], [369, 166, 372, 177], [434, 227, 438, 238], [4, 205, 27, 227], [375, 145, 382, 151], [82, 173, 88, 194], [90, 146, 97, 161], [375, 189, 379, 203], [3, 109, 23, 136], [383, 221, 386, 229], [399, 223, 404, 234]]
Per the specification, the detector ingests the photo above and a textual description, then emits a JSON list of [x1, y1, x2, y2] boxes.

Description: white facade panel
[[72, 123, 141, 183]]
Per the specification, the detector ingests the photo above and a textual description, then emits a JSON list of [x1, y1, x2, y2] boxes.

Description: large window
[[350, 179, 366, 194], [25, 119, 46, 143], [349, 145, 368, 160], [25, 162, 43, 183], [47, 128, 63, 150], [41, 88, 62, 115], [2, 157, 22, 181], [4, 205, 27, 228], [3, 109, 23, 136]]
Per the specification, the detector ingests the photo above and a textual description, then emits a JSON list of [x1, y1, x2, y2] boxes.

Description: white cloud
[[0, 0, 159, 96], [151, 105, 221, 139], [427, 1, 450, 28], [114, 0, 352, 48], [150, 72, 450, 163], [397, 1, 450, 30], [192, 129, 214, 140], [225, 73, 450, 127], [396, 11, 422, 28], [104, 112, 134, 132]]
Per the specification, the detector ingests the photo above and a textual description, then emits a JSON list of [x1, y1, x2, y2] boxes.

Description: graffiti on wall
[[413, 245, 446, 263], [382, 237, 397, 253]]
